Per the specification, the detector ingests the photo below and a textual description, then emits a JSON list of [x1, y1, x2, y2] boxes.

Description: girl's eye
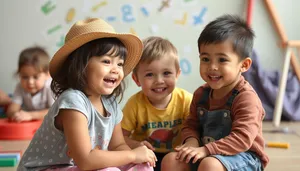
[[102, 59, 110, 64], [145, 73, 153, 77], [201, 57, 209, 62], [118, 62, 124, 67]]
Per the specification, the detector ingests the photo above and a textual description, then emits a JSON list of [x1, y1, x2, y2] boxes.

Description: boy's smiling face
[[199, 40, 251, 95], [133, 54, 180, 108]]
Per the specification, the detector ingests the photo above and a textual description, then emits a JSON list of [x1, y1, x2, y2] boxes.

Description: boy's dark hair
[[17, 46, 50, 75], [198, 14, 255, 59], [51, 38, 127, 101]]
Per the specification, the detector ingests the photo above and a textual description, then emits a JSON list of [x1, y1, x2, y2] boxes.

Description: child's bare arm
[[60, 109, 155, 170], [60, 109, 135, 170], [122, 129, 155, 150], [109, 123, 131, 151]]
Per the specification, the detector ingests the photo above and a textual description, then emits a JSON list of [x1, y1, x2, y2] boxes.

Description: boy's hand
[[182, 137, 200, 147], [132, 145, 157, 167], [175, 146, 209, 164], [10, 110, 32, 122], [140, 140, 155, 151]]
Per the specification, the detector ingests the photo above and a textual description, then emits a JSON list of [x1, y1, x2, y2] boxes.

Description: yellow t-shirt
[[122, 87, 193, 153]]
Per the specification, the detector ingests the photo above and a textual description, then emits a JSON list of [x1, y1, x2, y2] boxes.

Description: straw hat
[[49, 18, 143, 78]]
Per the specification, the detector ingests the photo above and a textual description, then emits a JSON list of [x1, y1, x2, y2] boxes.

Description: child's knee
[[161, 152, 179, 169], [198, 157, 225, 171], [161, 152, 190, 171], [162, 152, 177, 164]]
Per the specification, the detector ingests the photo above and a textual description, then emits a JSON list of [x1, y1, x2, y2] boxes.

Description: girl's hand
[[132, 145, 157, 167], [140, 140, 155, 151], [175, 146, 209, 164]]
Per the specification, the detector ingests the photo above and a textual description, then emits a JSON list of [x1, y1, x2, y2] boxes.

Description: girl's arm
[[60, 109, 155, 170], [108, 123, 131, 151]]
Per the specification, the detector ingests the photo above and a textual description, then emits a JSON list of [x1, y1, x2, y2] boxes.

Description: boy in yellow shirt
[[122, 36, 193, 171]]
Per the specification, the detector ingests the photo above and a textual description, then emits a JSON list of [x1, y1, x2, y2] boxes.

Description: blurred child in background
[[7, 46, 54, 122]]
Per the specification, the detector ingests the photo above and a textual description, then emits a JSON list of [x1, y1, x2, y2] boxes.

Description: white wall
[[0, 0, 298, 107]]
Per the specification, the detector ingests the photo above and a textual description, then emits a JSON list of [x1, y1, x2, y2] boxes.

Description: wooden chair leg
[[273, 47, 292, 127]]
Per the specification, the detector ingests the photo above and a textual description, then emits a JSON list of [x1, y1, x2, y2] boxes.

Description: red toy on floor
[[0, 118, 42, 140]]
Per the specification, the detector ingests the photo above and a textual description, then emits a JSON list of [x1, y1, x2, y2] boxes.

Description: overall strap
[[197, 87, 211, 106], [225, 89, 240, 108]]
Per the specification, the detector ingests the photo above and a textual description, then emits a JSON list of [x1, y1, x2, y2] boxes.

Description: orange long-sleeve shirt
[[181, 76, 269, 168]]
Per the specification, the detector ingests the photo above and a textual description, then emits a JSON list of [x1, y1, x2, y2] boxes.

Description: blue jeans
[[190, 151, 263, 171]]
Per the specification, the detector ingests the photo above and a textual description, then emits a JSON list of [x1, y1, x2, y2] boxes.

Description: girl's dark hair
[[51, 38, 127, 101], [16, 46, 50, 75], [198, 14, 255, 60]]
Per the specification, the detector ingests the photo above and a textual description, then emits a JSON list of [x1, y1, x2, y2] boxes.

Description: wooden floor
[[0, 121, 299, 171], [263, 121, 300, 171]]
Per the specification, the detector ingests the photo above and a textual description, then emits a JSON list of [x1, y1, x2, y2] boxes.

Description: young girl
[[7, 46, 54, 122], [17, 18, 156, 171]]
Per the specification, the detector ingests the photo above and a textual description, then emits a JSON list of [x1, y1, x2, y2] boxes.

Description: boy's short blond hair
[[132, 36, 179, 75]]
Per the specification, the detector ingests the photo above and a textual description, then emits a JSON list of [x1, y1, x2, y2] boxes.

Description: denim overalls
[[197, 87, 239, 145], [190, 87, 263, 171]]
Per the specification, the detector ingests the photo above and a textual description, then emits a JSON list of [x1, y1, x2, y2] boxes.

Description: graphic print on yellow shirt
[[122, 88, 192, 153], [147, 124, 180, 150]]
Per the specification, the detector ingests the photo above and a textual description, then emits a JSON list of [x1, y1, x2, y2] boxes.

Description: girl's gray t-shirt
[[17, 89, 123, 171]]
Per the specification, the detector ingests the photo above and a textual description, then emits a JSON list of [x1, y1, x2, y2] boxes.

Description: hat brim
[[49, 32, 142, 78]]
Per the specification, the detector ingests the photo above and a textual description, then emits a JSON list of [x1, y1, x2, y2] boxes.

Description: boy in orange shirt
[[161, 14, 269, 171]]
